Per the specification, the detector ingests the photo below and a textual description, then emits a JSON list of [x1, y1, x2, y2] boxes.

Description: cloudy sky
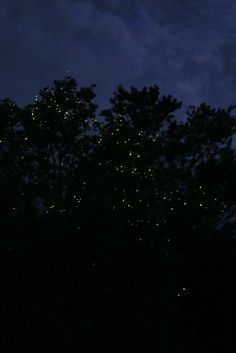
[[1, 0, 236, 114]]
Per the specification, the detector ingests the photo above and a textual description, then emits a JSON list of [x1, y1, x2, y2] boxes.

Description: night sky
[[1, 0, 236, 113]]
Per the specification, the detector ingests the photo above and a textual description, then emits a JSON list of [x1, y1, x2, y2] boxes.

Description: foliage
[[1, 77, 236, 352]]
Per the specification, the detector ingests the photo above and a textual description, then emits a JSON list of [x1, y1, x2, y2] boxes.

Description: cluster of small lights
[[1, 85, 234, 264], [96, 121, 232, 243], [73, 195, 82, 204], [45, 207, 67, 214]]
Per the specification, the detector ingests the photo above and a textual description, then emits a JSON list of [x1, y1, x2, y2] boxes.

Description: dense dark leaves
[[0, 78, 236, 352], [101, 84, 182, 131]]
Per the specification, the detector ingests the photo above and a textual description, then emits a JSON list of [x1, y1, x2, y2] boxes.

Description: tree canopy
[[1, 77, 236, 352]]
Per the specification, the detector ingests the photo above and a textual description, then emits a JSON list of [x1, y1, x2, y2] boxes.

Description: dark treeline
[[1, 77, 236, 352]]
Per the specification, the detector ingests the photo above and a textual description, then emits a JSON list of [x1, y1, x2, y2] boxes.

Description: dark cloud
[[0, 0, 236, 113], [220, 41, 236, 82]]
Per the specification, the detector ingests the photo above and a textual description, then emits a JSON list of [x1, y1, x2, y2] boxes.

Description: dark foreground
[[1, 218, 236, 353]]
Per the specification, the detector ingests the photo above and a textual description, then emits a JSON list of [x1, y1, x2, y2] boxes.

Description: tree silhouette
[[1, 78, 236, 352], [20, 77, 98, 215]]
